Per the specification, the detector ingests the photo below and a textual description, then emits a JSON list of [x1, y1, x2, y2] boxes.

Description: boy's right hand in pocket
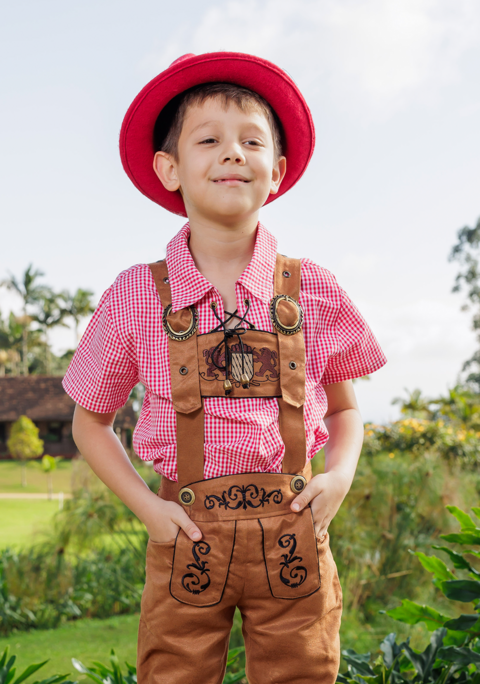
[[145, 498, 202, 544]]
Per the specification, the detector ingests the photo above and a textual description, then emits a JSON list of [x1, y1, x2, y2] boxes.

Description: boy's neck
[[187, 213, 259, 282]]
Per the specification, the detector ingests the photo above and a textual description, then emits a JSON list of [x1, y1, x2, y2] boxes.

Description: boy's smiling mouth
[[212, 174, 251, 184]]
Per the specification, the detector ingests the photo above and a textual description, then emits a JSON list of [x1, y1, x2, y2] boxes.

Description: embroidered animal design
[[203, 347, 226, 379], [205, 484, 283, 511], [278, 533, 307, 588], [253, 347, 279, 379], [181, 541, 211, 594]]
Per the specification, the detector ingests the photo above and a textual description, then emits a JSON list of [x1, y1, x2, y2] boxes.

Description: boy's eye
[[200, 138, 217, 144]]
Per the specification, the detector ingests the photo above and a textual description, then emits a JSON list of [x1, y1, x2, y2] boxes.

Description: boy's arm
[[72, 404, 203, 543], [290, 380, 364, 539]]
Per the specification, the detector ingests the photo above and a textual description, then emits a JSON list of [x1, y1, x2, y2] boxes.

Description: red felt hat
[[119, 52, 315, 216]]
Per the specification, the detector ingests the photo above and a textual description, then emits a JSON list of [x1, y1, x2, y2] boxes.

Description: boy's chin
[[188, 199, 263, 221]]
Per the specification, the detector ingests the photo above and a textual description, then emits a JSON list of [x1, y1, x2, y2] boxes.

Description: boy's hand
[[290, 471, 351, 541], [145, 498, 202, 544]]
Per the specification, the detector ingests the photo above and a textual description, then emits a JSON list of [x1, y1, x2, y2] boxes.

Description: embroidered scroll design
[[181, 541, 211, 595], [278, 533, 307, 588], [204, 484, 283, 511]]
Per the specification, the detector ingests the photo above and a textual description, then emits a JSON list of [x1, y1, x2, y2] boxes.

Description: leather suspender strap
[[274, 255, 308, 475], [148, 261, 204, 486], [274, 254, 301, 299]]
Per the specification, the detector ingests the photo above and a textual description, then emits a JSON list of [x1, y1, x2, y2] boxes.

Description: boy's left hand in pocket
[[290, 471, 351, 540]]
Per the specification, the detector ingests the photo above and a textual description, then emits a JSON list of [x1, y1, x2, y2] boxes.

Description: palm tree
[[31, 291, 69, 375], [61, 288, 95, 345], [1, 265, 48, 375], [391, 388, 434, 419]]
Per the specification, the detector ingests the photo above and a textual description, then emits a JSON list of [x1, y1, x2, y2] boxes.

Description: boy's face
[[153, 97, 287, 224]]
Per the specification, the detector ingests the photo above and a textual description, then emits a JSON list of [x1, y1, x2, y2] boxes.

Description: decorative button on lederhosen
[[290, 475, 307, 494], [179, 487, 196, 506]]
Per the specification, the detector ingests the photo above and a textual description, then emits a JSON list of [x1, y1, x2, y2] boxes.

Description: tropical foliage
[[364, 386, 480, 466], [0, 645, 246, 684], [337, 504, 480, 682], [0, 264, 94, 376], [449, 215, 480, 391]]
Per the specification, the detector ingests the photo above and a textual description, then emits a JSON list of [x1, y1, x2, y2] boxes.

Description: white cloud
[[140, 0, 480, 118]]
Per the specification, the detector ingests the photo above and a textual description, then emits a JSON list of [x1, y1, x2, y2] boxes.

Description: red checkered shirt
[[63, 221, 387, 481]]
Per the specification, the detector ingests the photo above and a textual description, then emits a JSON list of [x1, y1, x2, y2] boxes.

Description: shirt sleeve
[[321, 286, 387, 385], [62, 286, 139, 412]]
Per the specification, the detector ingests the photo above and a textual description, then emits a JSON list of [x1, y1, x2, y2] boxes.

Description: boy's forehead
[[182, 97, 271, 132]]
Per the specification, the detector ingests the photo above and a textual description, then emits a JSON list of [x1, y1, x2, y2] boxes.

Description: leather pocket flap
[[259, 508, 320, 599], [170, 520, 236, 606]]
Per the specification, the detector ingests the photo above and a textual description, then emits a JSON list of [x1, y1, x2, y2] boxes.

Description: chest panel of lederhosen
[[148, 254, 307, 482]]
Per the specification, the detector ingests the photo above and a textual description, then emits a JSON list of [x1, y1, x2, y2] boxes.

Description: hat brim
[[119, 52, 315, 217]]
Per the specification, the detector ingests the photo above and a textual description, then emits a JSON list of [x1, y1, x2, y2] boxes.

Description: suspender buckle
[[162, 304, 199, 341], [269, 295, 303, 335]]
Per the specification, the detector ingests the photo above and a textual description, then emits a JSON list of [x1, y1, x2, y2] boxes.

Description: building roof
[[0, 376, 137, 427]]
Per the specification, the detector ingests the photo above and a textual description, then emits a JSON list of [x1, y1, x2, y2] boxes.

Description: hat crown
[[169, 54, 195, 68]]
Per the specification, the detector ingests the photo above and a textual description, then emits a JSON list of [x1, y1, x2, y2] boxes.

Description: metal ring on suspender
[[269, 294, 304, 335], [162, 303, 199, 341]]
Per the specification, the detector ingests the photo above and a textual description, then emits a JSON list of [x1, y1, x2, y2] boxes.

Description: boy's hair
[[153, 82, 284, 163]]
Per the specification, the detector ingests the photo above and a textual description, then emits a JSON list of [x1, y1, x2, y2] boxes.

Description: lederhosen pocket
[[169, 520, 236, 607], [259, 506, 320, 599]]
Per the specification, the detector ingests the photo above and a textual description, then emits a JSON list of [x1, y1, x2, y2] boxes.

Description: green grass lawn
[[0, 608, 430, 680], [0, 459, 73, 494], [0, 614, 140, 679], [0, 499, 59, 549]]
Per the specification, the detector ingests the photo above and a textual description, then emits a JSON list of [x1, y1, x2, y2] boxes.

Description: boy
[[63, 52, 387, 683]]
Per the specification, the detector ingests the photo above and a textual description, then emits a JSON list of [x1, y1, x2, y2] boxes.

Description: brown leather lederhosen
[[137, 255, 343, 684]]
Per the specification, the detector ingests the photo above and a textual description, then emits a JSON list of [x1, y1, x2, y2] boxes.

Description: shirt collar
[[165, 221, 278, 312]]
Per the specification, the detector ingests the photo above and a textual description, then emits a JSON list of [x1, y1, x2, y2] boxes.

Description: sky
[[1, 0, 480, 422]]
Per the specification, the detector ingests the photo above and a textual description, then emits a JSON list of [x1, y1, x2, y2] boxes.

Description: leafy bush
[[0, 646, 246, 684], [0, 544, 144, 635], [363, 418, 480, 465], [336, 504, 480, 682], [0, 645, 75, 684], [323, 448, 480, 633]]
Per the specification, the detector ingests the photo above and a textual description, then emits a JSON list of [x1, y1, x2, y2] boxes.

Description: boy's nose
[[220, 142, 246, 164]]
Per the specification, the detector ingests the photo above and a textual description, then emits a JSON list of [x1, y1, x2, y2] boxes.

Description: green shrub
[[336, 504, 480, 682], [0, 646, 246, 684], [0, 544, 144, 635], [323, 449, 480, 632]]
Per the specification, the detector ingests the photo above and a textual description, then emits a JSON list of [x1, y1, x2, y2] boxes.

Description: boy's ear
[[153, 151, 181, 192], [269, 156, 287, 195]]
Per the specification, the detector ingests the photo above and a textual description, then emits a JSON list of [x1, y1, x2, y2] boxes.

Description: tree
[[1, 265, 48, 375], [0, 311, 22, 375], [449, 216, 480, 390], [391, 387, 434, 419], [61, 288, 95, 345], [31, 290, 68, 374], [41, 454, 59, 499], [7, 415, 44, 487]]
